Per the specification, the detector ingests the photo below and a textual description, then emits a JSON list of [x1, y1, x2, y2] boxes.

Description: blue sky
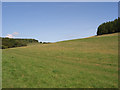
[[2, 2, 118, 42], [2, 0, 120, 2]]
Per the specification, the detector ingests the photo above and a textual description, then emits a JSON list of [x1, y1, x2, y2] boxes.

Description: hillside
[[97, 18, 120, 35], [1, 38, 39, 49], [2, 33, 118, 88]]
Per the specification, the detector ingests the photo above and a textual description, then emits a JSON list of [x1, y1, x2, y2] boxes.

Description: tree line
[[1, 38, 39, 49], [97, 17, 120, 35]]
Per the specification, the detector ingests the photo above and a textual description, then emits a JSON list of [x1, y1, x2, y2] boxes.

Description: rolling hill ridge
[[2, 33, 118, 88]]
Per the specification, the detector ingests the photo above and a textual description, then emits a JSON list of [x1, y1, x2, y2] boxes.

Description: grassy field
[[2, 33, 118, 88]]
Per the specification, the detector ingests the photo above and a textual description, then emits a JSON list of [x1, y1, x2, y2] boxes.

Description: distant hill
[[1, 38, 39, 49], [97, 18, 120, 35]]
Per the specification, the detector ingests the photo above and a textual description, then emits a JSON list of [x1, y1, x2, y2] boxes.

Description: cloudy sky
[[2, 2, 118, 42]]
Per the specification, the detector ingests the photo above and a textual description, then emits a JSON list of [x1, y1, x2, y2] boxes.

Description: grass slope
[[2, 33, 118, 88]]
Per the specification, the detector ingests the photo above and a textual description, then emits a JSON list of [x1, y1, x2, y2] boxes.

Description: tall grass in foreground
[[2, 33, 118, 88]]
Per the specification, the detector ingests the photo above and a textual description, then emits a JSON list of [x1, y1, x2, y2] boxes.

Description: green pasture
[[2, 33, 118, 88]]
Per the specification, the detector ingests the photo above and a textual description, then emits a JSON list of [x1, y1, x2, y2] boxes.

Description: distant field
[[2, 33, 118, 88]]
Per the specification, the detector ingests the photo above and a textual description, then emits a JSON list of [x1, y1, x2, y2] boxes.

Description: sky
[[2, 0, 120, 2], [2, 2, 118, 42]]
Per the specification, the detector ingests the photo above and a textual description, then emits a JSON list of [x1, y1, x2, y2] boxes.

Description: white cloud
[[6, 34, 14, 38], [13, 32, 19, 35], [6, 32, 19, 38]]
